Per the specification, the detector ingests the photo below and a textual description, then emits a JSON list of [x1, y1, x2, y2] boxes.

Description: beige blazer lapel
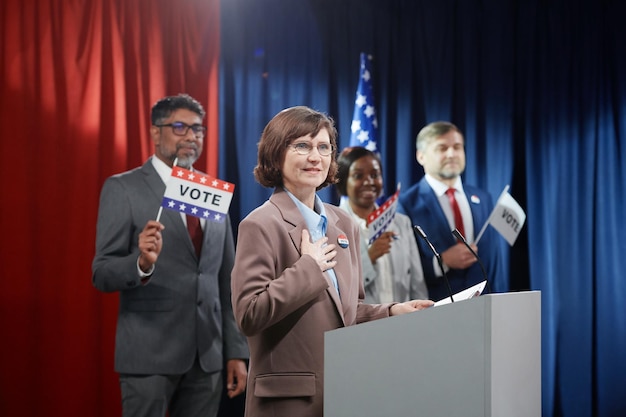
[[273, 189, 346, 325]]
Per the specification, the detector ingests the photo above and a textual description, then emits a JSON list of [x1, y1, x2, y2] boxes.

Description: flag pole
[[155, 157, 178, 222]]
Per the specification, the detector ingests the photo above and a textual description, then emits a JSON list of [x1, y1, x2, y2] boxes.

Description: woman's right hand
[[301, 229, 337, 271], [368, 231, 395, 263]]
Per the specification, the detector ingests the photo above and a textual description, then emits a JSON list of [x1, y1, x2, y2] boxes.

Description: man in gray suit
[[92, 94, 248, 417]]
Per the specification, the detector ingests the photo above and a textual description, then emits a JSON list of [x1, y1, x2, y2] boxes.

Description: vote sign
[[161, 166, 235, 223], [365, 185, 400, 245]]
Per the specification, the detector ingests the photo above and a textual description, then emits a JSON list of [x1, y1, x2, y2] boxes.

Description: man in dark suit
[[398, 121, 503, 302], [92, 94, 248, 417]]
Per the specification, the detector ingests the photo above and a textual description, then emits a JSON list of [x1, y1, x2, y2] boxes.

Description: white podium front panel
[[324, 291, 541, 417]]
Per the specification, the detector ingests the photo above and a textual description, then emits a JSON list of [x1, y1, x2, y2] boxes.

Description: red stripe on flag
[[171, 166, 235, 193]]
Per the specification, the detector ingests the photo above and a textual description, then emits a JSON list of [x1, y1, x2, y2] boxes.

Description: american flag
[[349, 53, 379, 153]]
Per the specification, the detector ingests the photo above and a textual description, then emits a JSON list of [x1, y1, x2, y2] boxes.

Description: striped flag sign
[[365, 184, 401, 245], [161, 166, 235, 223]]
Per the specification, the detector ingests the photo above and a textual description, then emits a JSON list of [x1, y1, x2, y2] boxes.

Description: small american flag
[[349, 53, 379, 153]]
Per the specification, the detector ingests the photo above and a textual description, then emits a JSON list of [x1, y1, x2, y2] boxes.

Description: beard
[[170, 146, 199, 169], [439, 170, 460, 180], [438, 160, 464, 180], [174, 154, 195, 169]]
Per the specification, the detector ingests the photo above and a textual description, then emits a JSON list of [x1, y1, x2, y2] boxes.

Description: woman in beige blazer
[[231, 106, 433, 417]]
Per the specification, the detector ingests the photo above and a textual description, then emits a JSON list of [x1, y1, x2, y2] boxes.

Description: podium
[[324, 291, 541, 417]]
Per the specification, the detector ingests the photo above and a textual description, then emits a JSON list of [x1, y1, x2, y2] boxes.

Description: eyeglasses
[[155, 122, 206, 137], [289, 142, 335, 157]]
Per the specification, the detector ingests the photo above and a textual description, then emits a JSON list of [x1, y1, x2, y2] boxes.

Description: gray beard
[[170, 153, 195, 169], [176, 157, 193, 169]]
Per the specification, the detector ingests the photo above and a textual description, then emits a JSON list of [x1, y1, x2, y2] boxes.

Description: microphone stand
[[452, 228, 493, 294], [414, 225, 454, 303]]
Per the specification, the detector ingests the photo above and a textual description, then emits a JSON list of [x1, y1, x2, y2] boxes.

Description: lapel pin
[[337, 234, 349, 248]]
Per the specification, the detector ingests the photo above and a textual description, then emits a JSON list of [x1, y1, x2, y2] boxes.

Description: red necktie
[[186, 215, 203, 257], [445, 188, 465, 241]]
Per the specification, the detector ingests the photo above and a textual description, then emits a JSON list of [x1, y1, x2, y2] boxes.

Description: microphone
[[451, 228, 492, 294], [414, 225, 454, 303]]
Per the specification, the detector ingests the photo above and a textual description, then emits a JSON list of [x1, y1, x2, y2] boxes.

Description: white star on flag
[[355, 94, 367, 108], [357, 130, 370, 144]]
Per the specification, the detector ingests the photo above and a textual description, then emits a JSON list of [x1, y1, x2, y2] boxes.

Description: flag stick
[[155, 206, 163, 223], [155, 157, 178, 222], [474, 184, 509, 244]]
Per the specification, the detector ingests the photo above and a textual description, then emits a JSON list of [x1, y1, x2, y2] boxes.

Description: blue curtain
[[219, 0, 626, 415]]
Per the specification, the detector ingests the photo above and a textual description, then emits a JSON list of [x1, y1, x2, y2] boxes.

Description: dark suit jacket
[[398, 177, 503, 301], [92, 159, 248, 374], [231, 188, 392, 417]]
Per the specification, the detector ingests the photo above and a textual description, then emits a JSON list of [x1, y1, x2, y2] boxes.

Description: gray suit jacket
[[231, 188, 392, 417], [92, 159, 248, 374], [339, 200, 429, 303]]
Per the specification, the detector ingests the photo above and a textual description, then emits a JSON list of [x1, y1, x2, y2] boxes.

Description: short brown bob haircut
[[253, 106, 338, 190]]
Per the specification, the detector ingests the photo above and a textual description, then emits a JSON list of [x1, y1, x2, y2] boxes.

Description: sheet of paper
[[434, 280, 487, 306]]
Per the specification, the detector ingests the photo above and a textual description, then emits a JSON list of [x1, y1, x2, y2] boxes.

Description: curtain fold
[[0, 1, 220, 416], [2, 0, 626, 416], [219, 1, 626, 416]]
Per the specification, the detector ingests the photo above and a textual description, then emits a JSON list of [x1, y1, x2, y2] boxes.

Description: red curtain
[[0, 1, 220, 415]]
